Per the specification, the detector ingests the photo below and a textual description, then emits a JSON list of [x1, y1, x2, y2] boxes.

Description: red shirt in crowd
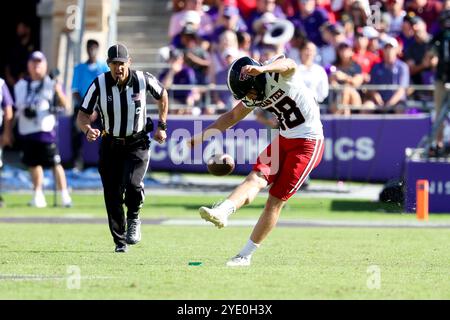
[[236, 0, 256, 19], [316, 0, 336, 23], [353, 49, 382, 75]]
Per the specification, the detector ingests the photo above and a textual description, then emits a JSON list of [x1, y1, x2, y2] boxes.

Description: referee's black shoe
[[126, 218, 142, 245], [115, 243, 128, 253]]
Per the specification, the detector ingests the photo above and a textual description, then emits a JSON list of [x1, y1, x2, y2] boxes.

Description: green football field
[[0, 193, 449, 299]]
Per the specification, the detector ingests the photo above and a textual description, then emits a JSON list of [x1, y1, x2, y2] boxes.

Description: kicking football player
[[189, 55, 324, 267]]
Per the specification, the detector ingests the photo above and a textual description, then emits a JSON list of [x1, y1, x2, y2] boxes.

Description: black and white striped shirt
[[80, 69, 164, 137]]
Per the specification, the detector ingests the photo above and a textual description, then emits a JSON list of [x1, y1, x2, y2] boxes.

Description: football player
[[189, 55, 324, 267]]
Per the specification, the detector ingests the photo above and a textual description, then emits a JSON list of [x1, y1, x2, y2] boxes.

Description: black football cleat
[[115, 243, 128, 253], [126, 218, 142, 245]]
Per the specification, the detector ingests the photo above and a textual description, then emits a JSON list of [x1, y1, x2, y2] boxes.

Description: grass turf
[[2, 193, 450, 220], [0, 194, 449, 299]]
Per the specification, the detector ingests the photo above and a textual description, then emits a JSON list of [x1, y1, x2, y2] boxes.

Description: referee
[[77, 44, 168, 253]]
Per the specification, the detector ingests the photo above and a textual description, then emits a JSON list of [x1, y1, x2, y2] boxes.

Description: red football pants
[[253, 136, 324, 201]]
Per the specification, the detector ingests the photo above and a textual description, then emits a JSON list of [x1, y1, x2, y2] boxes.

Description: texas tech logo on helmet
[[239, 71, 251, 81]]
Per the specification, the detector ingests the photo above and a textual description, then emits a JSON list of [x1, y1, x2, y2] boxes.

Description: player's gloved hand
[[154, 128, 167, 144], [241, 65, 265, 76], [85, 128, 101, 142]]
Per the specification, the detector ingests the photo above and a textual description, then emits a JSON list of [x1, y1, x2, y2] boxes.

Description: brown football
[[207, 154, 235, 176]]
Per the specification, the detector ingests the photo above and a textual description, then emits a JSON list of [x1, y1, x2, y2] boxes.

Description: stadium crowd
[[162, 0, 449, 116]]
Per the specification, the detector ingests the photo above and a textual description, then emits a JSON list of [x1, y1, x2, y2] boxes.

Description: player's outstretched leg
[[226, 194, 285, 267], [199, 171, 268, 228]]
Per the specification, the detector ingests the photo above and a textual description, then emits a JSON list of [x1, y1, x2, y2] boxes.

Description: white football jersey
[[248, 55, 324, 140]]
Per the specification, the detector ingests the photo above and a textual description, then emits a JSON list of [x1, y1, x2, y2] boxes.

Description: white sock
[[60, 189, 71, 201], [238, 239, 260, 258], [218, 199, 236, 216], [34, 189, 45, 199]]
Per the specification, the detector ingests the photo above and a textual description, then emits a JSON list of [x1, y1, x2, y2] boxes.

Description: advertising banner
[[405, 159, 450, 213], [57, 114, 431, 182]]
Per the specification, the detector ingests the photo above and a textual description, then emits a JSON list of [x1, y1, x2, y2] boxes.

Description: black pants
[[98, 135, 150, 246]]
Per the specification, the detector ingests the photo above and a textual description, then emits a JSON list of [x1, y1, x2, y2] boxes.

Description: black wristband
[[158, 121, 167, 130]]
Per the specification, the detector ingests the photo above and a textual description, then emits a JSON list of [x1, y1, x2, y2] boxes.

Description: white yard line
[[162, 218, 450, 228], [0, 274, 115, 282], [2, 182, 384, 200], [0, 217, 449, 228]]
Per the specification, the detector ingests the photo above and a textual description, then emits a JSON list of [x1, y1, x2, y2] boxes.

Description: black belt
[[103, 131, 148, 146]]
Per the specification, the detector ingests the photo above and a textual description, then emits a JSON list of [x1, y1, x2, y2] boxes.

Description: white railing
[[328, 84, 437, 112], [145, 83, 444, 113]]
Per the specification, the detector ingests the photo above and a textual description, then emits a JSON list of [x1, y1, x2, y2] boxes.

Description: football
[[207, 154, 235, 176]]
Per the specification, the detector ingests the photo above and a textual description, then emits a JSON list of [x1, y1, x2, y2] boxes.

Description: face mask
[[242, 96, 263, 108]]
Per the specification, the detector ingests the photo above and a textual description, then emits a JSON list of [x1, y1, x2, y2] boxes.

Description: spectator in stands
[[204, 0, 220, 20], [179, 24, 211, 85], [170, 11, 211, 51], [14, 51, 72, 208], [172, 0, 185, 12], [386, 0, 407, 37], [329, 41, 364, 115], [247, 0, 286, 34], [399, 14, 416, 51], [330, 0, 346, 22], [211, 47, 240, 114], [406, 0, 443, 35], [259, 44, 279, 63], [287, 28, 309, 65], [234, 0, 257, 20], [71, 39, 109, 170], [209, 30, 240, 84], [319, 22, 347, 67], [352, 29, 382, 82], [279, 0, 300, 18], [0, 77, 14, 207], [347, 0, 370, 29], [365, 37, 410, 113], [298, 41, 329, 103], [204, 0, 243, 22], [378, 10, 393, 36], [316, 0, 337, 23], [404, 17, 437, 86], [256, 18, 295, 57], [362, 26, 381, 56], [252, 12, 278, 51], [236, 31, 252, 57], [293, 0, 329, 47], [168, 0, 213, 39], [212, 5, 248, 43], [159, 48, 199, 114], [5, 21, 37, 87]]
